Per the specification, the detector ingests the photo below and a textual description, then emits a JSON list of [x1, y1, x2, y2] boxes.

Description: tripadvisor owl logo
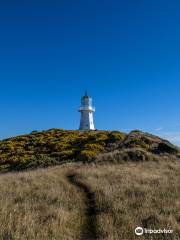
[[135, 227, 143, 236]]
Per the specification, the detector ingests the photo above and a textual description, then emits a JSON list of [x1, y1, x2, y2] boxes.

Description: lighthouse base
[[79, 111, 95, 130]]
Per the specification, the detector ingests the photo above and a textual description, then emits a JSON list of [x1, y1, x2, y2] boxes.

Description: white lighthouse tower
[[78, 92, 95, 130]]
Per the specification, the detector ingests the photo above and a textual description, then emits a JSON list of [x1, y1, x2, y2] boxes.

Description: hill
[[0, 129, 179, 171], [0, 129, 179, 239]]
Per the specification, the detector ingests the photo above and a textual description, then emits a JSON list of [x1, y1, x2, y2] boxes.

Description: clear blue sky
[[0, 0, 180, 145]]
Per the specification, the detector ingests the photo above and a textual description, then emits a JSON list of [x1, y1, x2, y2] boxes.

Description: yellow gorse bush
[[0, 129, 126, 171]]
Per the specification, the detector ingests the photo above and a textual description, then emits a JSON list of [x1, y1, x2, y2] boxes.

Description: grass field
[[0, 159, 179, 240]]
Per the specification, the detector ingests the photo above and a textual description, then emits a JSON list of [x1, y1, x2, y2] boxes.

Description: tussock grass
[[0, 160, 179, 239], [0, 164, 85, 239], [76, 160, 180, 240]]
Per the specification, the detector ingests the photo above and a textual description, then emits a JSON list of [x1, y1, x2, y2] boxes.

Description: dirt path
[[67, 172, 99, 240]]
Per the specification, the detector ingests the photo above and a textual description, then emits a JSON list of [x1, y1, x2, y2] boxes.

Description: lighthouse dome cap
[[82, 91, 91, 98]]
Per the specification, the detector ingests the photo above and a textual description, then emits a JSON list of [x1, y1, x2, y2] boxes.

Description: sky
[[0, 0, 180, 145]]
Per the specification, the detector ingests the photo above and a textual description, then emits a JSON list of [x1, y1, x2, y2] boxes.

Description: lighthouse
[[78, 92, 95, 130]]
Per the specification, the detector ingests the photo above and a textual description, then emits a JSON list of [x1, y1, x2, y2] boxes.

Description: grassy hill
[[0, 129, 179, 239], [0, 129, 179, 171]]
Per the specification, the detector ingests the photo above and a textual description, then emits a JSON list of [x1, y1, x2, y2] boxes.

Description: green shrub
[[77, 150, 99, 162], [126, 137, 149, 150], [25, 155, 59, 169], [0, 129, 126, 171], [0, 164, 11, 171], [50, 150, 75, 161], [108, 131, 125, 143], [84, 143, 104, 151]]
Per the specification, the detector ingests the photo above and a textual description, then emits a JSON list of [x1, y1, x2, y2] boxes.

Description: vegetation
[[0, 129, 126, 171], [0, 128, 179, 171], [0, 129, 179, 239], [0, 165, 85, 239], [77, 160, 180, 240], [0, 160, 179, 239]]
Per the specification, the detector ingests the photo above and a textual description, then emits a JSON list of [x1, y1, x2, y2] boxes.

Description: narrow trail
[[67, 172, 99, 240]]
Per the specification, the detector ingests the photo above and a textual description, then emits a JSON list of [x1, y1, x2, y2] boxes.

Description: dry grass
[[0, 160, 179, 239], [0, 164, 85, 240], [77, 160, 180, 240]]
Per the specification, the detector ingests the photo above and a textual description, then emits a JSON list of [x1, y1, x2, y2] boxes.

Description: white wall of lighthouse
[[78, 93, 95, 130]]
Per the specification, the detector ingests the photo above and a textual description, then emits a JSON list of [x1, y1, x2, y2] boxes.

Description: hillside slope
[[0, 161, 179, 239], [0, 129, 179, 171]]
